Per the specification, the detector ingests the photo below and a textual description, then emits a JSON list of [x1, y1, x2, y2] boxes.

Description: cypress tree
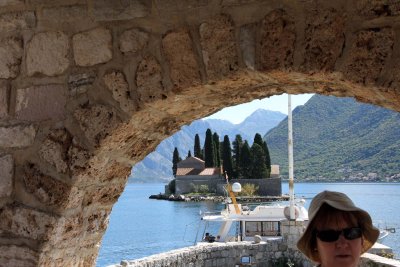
[[240, 141, 252, 179], [232, 134, 243, 178], [194, 134, 203, 159], [222, 135, 233, 178], [213, 132, 220, 167], [187, 150, 192, 158], [263, 141, 272, 178], [172, 147, 181, 177], [204, 129, 215, 167], [250, 143, 267, 179], [253, 133, 264, 147]]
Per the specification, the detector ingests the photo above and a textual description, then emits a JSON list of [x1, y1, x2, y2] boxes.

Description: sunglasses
[[315, 227, 362, 242]]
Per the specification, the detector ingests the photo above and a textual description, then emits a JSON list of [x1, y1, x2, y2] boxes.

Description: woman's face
[[315, 217, 363, 267]]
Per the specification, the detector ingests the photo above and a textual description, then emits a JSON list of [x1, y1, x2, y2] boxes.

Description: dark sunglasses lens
[[317, 230, 340, 242], [317, 228, 362, 242], [344, 228, 362, 240]]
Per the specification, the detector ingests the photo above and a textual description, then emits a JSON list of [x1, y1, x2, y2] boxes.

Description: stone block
[[90, 0, 149, 21], [40, 5, 95, 30], [0, 154, 13, 198], [119, 28, 148, 54], [259, 9, 296, 71], [39, 139, 68, 173], [162, 30, 201, 89], [15, 85, 67, 121], [0, 125, 36, 148], [103, 71, 135, 113], [73, 104, 119, 146], [0, 245, 38, 267], [0, 11, 36, 33], [0, 81, 9, 118], [136, 56, 164, 102], [0, 36, 23, 79], [72, 27, 112, 67], [83, 182, 125, 206], [199, 15, 238, 80], [23, 163, 71, 208], [0, 204, 56, 241], [303, 9, 345, 71], [84, 209, 109, 233], [26, 31, 69, 76], [344, 28, 394, 85]]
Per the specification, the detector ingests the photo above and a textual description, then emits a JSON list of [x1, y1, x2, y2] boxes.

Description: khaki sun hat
[[297, 190, 380, 262]]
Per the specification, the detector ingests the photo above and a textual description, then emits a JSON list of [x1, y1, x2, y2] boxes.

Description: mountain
[[264, 94, 400, 182], [130, 109, 285, 183]]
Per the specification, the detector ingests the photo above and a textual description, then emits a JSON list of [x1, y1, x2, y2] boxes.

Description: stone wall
[[1, 1, 400, 266]]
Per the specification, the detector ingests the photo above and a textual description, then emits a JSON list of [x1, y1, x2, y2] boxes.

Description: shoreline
[[149, 193, 290, 202]]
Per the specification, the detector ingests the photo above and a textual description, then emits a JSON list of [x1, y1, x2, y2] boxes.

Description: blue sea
[[96, 182, 400, 267]]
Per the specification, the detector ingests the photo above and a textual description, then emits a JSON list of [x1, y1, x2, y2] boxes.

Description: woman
[[297, 191, 379, 267]]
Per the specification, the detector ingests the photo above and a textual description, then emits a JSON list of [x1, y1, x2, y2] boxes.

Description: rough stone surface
[[199, 15, 238, 80], [72, 27, 113, 66], [0, 81, 9, 118], [85, 209, 109, 233], [0, 245, 38, 267], [73, 104, 120, 146], [0, 154, 13, 198], [162, 30, 201, 88], [68, 71, 96, 96], [357, 1, 400, 18], [103, 71, 135, 113], [39, 139, 68, 174], [0, 0, 23, 6], [26, 32, 69, 76], [303, 8, 345, 71], [23, 164, 71, 208], [119, 28, 149, 54], [259, 9, 296, 70], [136, 56, 165, 102], [0, 204, 55, 241], [91, 0, 149, 21], [68, 143, 91, 175], [0, 36, 23, 79], [15, 85, 67, 121], [344, 28, 394, 85], [0, 11, 35, 33], [0, 125, 36, 148], [84, 182, 125, 206], [40, 5, 95, 30]]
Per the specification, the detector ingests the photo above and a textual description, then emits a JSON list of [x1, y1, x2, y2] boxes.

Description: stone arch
[[0, 1, 399, 266]]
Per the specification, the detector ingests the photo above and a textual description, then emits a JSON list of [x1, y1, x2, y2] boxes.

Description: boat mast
[[288, 94, 295, 220]]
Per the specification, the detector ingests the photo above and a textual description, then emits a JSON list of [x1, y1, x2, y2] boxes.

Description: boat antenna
[[288, 94, 295, 220]]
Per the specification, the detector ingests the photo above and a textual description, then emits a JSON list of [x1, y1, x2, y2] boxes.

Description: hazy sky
[[205, 93, 314, 124]]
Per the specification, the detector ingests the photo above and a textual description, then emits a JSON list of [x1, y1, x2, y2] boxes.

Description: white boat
[[199, 195, 309, 243]]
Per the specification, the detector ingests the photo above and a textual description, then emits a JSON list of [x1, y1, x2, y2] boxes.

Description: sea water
[[96, 182, 400, 267]]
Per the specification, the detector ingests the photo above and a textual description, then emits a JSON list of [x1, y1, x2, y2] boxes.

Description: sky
[[205, 93, 314, 124]]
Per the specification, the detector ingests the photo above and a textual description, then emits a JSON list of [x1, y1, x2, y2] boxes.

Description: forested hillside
[[265, 95, 400, 182]]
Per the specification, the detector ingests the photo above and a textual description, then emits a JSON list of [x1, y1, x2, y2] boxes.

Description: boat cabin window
[[244, 221, 280, 237]]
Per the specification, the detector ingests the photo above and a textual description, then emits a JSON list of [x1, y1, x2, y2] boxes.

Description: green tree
[[222, 135, 233, 178], [250, 143, 267, 179], [263, 141, 271, 178], [187, 150, 192, 158], [253, 133, 264, 147], [194, 134, 203, 159], [204, 128, 215, 167], [240, 141, 252, 179], [232, 134, 243, 178], [213, 132, 220, 167], [172, 147, 182, 177]]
